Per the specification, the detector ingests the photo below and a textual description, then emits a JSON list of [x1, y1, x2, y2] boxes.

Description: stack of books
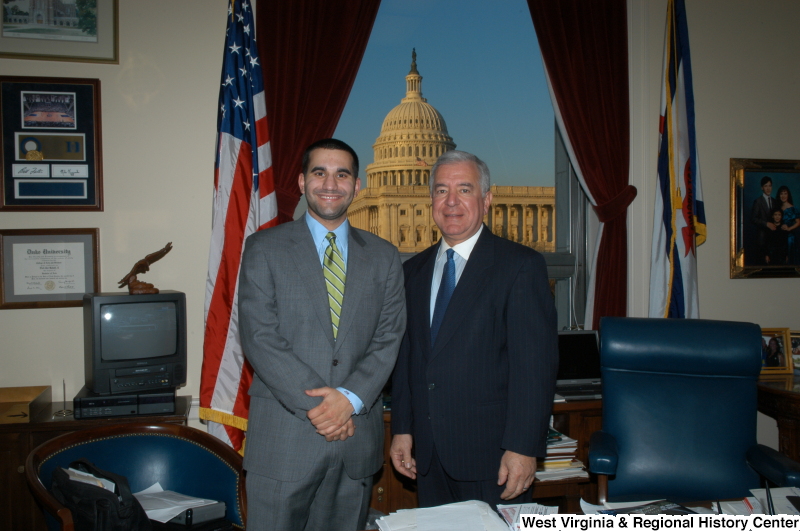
[[537, 427, 588, 481]]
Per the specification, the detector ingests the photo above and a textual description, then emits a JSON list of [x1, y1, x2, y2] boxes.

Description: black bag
[[51, 458, 152, 531]]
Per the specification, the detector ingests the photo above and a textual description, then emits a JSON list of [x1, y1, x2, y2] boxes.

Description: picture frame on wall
[[730, 158, 800, 278], [0, 76, 103, 212], [760, 328, 793, 375], [0, 0, 118, 64], [0, 228, 100, 309], [791, 331, 800, 377]]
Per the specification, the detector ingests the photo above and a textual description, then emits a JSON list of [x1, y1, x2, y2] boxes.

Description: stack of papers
[[376, 500, 508, 531], [580, 497, 768, 516], [134, 482, 220, 523], [497, 502, 558, 530], [539, 428, 588, 481]]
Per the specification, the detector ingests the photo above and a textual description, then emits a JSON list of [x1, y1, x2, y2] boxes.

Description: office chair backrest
[[600, 317, 763, 502], [26, 422, 245, 530]]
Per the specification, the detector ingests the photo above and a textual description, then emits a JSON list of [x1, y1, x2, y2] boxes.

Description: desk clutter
[[580, 487, 800, 515], [52, 458, 232, 530], [372, 500, 559, 530], [538, 426, 588, 481]]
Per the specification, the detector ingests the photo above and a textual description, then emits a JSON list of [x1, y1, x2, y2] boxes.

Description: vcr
[[73, 386, 175, 418], [108, 364, 176, 393]]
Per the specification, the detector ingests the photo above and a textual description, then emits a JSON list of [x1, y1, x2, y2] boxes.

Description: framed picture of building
[[0, 0, 118, 64], [730, 158, 800, 278], [0, 76, 103, 211]]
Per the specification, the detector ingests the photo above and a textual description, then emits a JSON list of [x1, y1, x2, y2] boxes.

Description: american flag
[[199, 0, 277, 451], [648, 0, 706, 319]]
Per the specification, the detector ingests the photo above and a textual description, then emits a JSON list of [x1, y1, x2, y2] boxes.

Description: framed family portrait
[[0, 228, 100, 309], [791, 331, 800, 377], [0, 76, 103, 212], [730, 158, 800, 278], [0, 0, 118, 64], [760, 328, 792, 375]]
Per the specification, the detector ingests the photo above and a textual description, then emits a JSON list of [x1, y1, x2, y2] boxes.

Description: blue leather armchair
[[589, 317, 800, 504], [26, 422, 245, 530]]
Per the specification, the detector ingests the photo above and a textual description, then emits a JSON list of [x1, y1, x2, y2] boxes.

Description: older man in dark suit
[[390, 150, 558, 508], [239, 139, 406, 531]]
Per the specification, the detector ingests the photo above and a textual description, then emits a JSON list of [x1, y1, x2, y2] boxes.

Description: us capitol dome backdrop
[[348, 51, 556, 253]]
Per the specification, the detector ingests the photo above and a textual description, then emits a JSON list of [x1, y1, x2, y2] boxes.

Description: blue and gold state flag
[[649, 0, 706, 319]]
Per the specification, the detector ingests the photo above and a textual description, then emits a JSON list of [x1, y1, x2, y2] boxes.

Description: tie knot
[[326, 232, 336, 245], [446, 249, 455, 261]]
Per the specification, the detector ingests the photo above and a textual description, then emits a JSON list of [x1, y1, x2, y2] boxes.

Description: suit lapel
[[429, 228, 495, 361], [414, 246, 437, 358], [288, 217, 335, 347], [333, 228, 367, 353]]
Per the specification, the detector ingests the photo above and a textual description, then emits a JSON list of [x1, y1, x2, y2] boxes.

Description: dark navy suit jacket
[[392, 227, 558, 481]]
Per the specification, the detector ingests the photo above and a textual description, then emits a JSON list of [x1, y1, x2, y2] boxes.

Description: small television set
[[83, 291, 187, 395]]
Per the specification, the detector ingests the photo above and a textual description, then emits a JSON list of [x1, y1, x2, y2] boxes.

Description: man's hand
[[497, 450, 536, 500], [305, 387, 354, 437], [323, 418, 356, 442], [390, 434, 417, 479], [768, 222, 777, 230]]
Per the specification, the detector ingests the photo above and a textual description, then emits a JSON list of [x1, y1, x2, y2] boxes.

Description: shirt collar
[[436, 225, 483, 262], [305, 213, 349, 256]]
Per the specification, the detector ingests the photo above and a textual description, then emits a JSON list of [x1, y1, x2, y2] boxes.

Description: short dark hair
[[771, 207, 784, 218], [302, 138, 359, 177], [761, 176, 773, 187]]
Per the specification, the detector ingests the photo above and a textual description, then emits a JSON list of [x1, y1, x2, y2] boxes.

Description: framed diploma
[[0, 228, 100, 309], [0, 76, 103, 211]]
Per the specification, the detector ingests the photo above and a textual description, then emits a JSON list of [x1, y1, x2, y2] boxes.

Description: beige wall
[[627, 0, 800, 447], [0, 0, 227, 404], [1, 0, 796, 445]]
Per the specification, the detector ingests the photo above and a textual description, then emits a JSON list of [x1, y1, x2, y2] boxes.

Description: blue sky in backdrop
[[333, 0, 555, 188]]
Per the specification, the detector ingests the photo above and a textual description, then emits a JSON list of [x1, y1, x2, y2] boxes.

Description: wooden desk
[[758, 376, 800, 461], [371, 399, 602, 515], [0, 395, 190, 531]]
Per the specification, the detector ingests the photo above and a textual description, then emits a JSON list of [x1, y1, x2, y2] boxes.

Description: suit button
[[333, 359, 339, 366], [428, 383, 435, 390]]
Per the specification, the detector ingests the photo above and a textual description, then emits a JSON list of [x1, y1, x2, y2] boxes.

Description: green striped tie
[[323, 232, 346, 339]]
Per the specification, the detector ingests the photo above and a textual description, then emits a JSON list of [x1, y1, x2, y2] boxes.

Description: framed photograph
[[0, 76, 103, 211], [791, 331, 800, 377], [0, 0, 118, 64], [730, 158, 800, 278], [0, 228, 100, 309], [760, 328, 792, 375]]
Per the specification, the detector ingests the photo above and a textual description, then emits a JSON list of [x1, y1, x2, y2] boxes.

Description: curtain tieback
[[592, 184, 637, 223]]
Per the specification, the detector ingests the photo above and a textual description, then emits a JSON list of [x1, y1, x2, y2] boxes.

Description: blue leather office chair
[[589, 317, 800, 504], [26, 422, 246, 530]]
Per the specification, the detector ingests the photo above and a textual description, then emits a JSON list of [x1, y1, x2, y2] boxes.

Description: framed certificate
[[0, 228, 100, 309], [0, 76, 103, 211]]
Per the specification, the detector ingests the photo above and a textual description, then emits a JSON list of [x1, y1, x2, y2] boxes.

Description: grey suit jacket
[[238, 216, 406, 481]]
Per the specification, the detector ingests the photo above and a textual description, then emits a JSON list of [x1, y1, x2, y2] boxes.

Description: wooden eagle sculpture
[[118, 242, 173, 294]]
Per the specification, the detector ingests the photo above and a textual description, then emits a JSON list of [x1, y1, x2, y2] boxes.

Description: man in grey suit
[[238, 138, 406, 531]]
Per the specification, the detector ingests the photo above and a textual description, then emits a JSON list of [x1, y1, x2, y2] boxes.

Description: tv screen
[[99, 301, 177, 361], [84, 291, 187, 394]]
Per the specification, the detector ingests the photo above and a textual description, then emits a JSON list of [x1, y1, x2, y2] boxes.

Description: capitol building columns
[[348, 50, 555, 254]]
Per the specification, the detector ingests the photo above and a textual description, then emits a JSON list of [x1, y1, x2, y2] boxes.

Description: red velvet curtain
[[256, 0, 381, 222], [527, 0, 636, 329]]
